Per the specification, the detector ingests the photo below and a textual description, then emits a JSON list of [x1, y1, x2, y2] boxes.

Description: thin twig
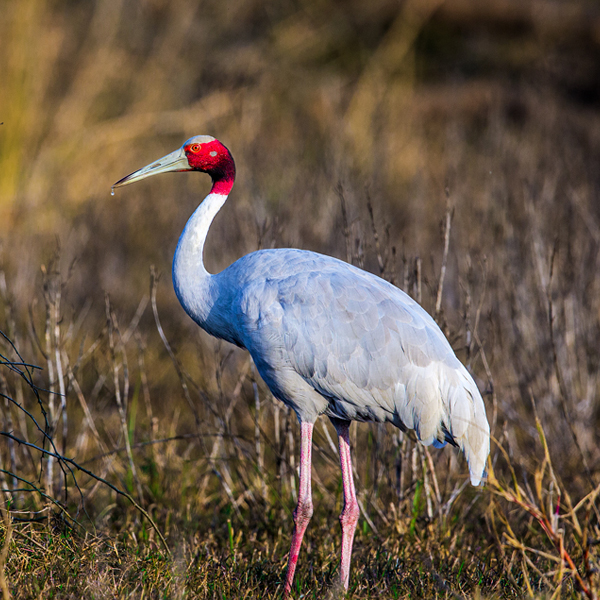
[[547, 240, 594, 488], [435, 193, 453, 318], [0, 433, 170, 556]]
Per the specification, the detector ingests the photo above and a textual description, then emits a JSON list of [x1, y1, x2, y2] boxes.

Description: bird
[[113, 135, 490, 598]]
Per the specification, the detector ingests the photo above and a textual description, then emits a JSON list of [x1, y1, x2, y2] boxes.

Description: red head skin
[[183, 139, 236, 196]]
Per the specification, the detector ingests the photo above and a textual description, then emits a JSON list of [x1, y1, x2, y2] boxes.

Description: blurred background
[[1, 0, 600, 593]]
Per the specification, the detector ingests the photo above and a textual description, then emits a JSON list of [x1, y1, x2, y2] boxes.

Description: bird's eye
[[190, 144, 201, 153]]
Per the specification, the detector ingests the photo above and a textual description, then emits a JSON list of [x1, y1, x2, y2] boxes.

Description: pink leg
[[332, 420, 359, 591], [283, 421, 314, 599]]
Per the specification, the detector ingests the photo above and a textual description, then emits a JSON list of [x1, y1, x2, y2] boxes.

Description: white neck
[[172, 191, 228, 327]]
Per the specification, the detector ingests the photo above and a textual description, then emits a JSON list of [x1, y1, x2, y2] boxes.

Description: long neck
[[172, 186, 229, 327]]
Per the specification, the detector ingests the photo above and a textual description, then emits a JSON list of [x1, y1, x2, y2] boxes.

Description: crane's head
[[113, 135, 236, 195]]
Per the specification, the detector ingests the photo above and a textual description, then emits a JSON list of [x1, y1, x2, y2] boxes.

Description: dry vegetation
[[1, 0, 600, 598]]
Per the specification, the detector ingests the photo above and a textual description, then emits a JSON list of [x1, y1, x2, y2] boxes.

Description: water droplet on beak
[[110, 187, 115, 196]]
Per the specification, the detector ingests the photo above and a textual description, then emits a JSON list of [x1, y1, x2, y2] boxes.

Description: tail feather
[[451, 367, 490, 486], [393, 361, 490, 486]]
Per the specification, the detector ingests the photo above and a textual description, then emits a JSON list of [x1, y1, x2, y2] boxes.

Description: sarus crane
[[113, 135, 490, 597]]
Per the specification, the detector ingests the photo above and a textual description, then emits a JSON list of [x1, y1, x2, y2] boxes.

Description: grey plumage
[[114, 135, 491, 596], [211, 248, 489, 485]]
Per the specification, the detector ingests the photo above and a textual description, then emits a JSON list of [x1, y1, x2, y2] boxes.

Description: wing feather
[[230, 249, 489, 485]]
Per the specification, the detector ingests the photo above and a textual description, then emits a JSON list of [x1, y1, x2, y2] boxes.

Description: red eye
[[190, 144, 201, 153]]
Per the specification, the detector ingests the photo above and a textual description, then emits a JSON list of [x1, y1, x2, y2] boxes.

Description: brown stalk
[[547, 241, 594, 488], [105, 294, 144, 503], [435, 197, 453, 318], [0, 498, 12, 600], [488, 433, 596, 599]]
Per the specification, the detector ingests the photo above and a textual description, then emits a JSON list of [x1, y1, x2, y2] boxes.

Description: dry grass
[[1, 0, 600, 598]]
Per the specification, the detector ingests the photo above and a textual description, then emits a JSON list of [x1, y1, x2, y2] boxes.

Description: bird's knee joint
[[293, 498, 313, 525], [339, 502, 359, 528]]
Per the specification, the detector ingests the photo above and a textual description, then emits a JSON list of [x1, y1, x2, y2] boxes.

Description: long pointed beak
[[113, 147, 191, 189]]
